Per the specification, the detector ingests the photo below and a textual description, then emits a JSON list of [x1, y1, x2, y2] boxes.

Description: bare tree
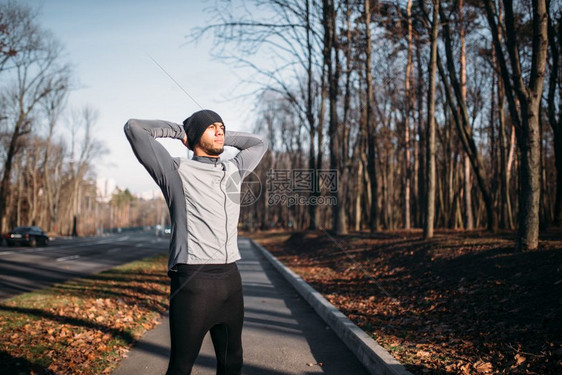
[[421, 0, 440, 239], [40, 74, 70, 232], [491, 1, 517, 229], [458, 0, 474, 230], [364, 0, 380, 231], [403, 0, 414, 230], [438, 2, 497, 231], [66, 106, 106, 236], [322, 0, 347, 234], [0, 0, 27, 74], [0, 2, 69, 233], [484, 0, 549, 251]]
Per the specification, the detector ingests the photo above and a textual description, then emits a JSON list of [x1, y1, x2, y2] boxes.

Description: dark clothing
[[166, 263, 244, 375]]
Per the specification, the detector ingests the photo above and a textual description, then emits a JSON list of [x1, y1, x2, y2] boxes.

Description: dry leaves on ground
[[251, 229, 562, 374], [0, 253, 169, 374]]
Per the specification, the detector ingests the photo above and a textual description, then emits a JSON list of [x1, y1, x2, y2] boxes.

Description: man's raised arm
[[123, 119, 185, 187], [226, 131, 268, 179]]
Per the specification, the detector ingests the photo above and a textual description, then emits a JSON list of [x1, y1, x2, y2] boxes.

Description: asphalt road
[[0, 232, 168, 300]]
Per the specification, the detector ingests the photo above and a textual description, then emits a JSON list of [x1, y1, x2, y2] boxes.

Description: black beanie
[[182, 109, 224, 149]]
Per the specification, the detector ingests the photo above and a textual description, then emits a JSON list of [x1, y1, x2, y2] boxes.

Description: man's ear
[[182, 135, 191, 149]]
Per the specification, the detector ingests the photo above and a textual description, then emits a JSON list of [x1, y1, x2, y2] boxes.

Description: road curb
[[250, 239, 413, 375]]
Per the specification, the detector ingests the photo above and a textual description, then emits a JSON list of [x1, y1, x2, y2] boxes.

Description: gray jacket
[[124, 119, 268, 269]]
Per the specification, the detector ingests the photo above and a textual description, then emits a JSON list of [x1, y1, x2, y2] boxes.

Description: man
[[124, 109, 268, 375]]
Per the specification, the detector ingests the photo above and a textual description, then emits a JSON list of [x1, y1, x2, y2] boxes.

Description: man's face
[[196, 122, 225, 156]]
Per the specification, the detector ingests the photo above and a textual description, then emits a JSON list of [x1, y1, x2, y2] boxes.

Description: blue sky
[[22, 0, 258, 196]]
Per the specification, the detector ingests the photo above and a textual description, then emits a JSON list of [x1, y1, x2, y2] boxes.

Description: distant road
[[0, 233, 169, 300]]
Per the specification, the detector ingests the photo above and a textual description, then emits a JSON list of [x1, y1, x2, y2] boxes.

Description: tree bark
[[423, 0, 439, 239], [483, 0, 548, 251], [404, 0, 413, 230], [499, 75, 512, 229], [458, 0, 474, 230], [365, 0, 380, 231], [414, 31, 425, 229], [0, 117, 27, 234], [322, 0, 345, 234], [305, 0, 318, 230]]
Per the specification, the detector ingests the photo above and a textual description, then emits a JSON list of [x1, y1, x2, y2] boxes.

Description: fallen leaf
[[474, 360, 493, 373], [306, 362, 323, 367], [515, 353, 526, 365]]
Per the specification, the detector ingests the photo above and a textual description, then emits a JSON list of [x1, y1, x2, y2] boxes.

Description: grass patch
[[0, 252, 169, 374]]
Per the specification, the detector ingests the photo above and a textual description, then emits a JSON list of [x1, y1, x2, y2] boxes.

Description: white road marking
[[15, 235, 133, 253], [56, 255, 81, 262], [0, 234, 156, 258], [96, 236, 130, 244]]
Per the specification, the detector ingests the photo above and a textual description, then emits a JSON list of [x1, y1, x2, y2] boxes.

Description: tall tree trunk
[[305, 0, 318, 231], [355, 154, 364, 231], [546, 0, 562, 225], [365, 0, 380, 231], [355, 79, 368, 231], [423, 0, 439, 239], [446, 111, 455, 228], [338, 0, 352, 235], [493, 2, 511, 230], [317, 65, 326, 175], [44, 133, 55, 231], [483, 0, 548, 251], [554, 127, 562, 226], [415, 31, 425, 229], [16, 164, 23, 227], [499, 78, 511, 229], [404, 0, 413, 230], [458, 0, 474, 230], [316, 64, 327, 230], [539, 115, 550, 226], [464, 157, 473, 228], [322, 0, 343, 234], [0, 117, 27, 234]]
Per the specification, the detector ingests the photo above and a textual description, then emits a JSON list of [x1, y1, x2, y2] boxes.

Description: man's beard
[[199, 138, 224, 156]]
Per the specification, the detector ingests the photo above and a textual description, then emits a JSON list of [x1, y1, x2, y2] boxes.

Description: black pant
[[166, 263, 244, 375]]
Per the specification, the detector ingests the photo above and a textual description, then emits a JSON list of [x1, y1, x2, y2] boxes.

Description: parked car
[[4, 226, 49, 247]]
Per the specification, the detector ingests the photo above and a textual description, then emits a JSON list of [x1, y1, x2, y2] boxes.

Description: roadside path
[[112, 237, 369, 374]]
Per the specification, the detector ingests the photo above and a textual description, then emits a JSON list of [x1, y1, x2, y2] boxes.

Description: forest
[[0, 0, 560, 248], [190, 0, 562, 253]]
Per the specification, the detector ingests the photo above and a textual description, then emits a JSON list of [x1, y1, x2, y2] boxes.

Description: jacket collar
[[192, 155, 221, 165]]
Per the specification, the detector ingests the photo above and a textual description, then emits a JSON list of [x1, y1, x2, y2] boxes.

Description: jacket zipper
[[219, 163, 229, 263]]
